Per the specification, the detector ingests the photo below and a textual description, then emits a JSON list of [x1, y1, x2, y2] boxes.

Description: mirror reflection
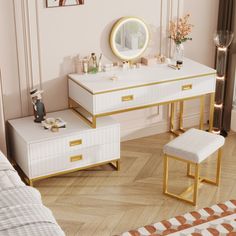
[[110, 17, 149, 60]]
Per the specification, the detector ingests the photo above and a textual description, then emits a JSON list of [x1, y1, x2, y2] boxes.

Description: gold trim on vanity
[[69, 92, 214, 132], [15, 159, 120, 186], [69, 72, 216, 95], [69, 98, 97, 128]]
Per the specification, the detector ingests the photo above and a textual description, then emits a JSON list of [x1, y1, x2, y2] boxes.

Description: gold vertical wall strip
[[35, 2, 43, 90], [12, 0, 24, 117]]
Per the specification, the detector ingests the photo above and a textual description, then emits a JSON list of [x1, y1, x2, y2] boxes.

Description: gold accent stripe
[[29, 158, 120, 183], [69, 139, 82, 147], [94, 93, 213, 118], [69, 72, 216, 95], [70, 155, 83, 162]]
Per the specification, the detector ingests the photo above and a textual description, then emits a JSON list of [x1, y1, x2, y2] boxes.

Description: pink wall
[[184, 0, 219, 67]]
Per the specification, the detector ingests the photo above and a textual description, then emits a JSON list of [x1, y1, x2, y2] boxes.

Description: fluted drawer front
[[30, 142, 120, 178], [94, 75, 215, 114], [29, 125, 120, 161]]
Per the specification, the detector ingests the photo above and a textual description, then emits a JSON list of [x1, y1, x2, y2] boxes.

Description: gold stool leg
[[216, 148, 222, 186], [193, 164, 200, 206], [163, 154, 169, 194]]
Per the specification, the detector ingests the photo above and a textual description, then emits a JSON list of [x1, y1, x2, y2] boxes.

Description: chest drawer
[[94, 75, 216, 114], [29, 125, 120, 161], [30, 142, 120, 178]]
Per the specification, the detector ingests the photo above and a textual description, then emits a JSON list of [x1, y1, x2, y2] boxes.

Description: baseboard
[[121, 111, 209, 141], [231, 109, 236, 132]]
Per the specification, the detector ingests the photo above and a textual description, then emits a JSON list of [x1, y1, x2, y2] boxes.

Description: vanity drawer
[[94, 86, 153, 114], [94, 75, 215, 114], [29, 125, 120, 161], [155, 75, 216, 103], [30, 142, 120, 178]]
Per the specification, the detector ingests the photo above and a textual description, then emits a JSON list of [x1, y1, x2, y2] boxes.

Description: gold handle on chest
[[182, 84, 192, 91], [70, 155, 83, 162], [121, 95, 134, 102], [69, 139, 82, 147]]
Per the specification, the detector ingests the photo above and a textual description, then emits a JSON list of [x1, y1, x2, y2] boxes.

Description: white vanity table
[[68, 58, 216, 133]]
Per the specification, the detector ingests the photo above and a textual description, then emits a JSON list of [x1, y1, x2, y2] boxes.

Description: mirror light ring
[[110, 17, 150, 61]]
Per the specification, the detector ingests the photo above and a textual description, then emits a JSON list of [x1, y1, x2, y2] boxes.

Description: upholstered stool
[[163, 128, 225, 205]]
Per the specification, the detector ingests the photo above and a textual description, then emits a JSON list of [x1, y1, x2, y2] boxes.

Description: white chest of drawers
[[68, 58, 216, 132], [8, 109, 120, 185]]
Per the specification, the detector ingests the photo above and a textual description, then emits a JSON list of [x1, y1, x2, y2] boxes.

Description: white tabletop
[[8, 109, 118, 143], [68, 58, 216, 94]]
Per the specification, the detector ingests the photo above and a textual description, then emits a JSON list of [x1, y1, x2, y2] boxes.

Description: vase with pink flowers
[[169, 14, 193, 65]]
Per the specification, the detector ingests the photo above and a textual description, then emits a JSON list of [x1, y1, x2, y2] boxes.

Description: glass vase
[[173, 43, 184, 64]]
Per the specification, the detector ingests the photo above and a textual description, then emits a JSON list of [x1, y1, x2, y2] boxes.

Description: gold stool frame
[[163, 148, 222, 206]]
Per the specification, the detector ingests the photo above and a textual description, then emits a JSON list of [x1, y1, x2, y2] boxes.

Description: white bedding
[[0, 152, 65, 236]]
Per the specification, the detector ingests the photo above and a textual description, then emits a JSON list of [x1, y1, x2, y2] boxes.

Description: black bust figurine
[[30, 88, 46, 123]]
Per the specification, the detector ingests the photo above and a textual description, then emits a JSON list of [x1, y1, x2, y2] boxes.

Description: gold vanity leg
[[116, 160, 120, 171], [193, 164, 200, 206], [109, 159, 121, 171], [92, 116, 97, 129], [179, 100, 184, 131], [216, 148, 222, 186], [68, 98, 72, 108], [209, 93, 215, 132], [69, 98, 97, 128], [170, 103, 175, 133], [163, 154, 169, 194], [28, 179, 33, 187], [199, 95, 205, 130]]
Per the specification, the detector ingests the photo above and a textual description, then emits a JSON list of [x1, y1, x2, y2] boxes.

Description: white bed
[[0, 151, 65, 236]]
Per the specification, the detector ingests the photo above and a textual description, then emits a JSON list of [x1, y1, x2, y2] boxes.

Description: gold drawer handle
[[69, 139, 82, 147], [182, 84, 192, 91], [122, 95, 134, 102], [70, 155, 83, 162]]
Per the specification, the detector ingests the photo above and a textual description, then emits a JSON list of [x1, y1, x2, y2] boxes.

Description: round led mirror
[[110, 17, 150, 61]]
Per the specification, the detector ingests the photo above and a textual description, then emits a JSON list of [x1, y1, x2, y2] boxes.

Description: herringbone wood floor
[[35, 131, 236, 236]]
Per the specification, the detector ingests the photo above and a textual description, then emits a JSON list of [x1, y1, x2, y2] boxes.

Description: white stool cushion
[[163, 128, 225, 163]]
